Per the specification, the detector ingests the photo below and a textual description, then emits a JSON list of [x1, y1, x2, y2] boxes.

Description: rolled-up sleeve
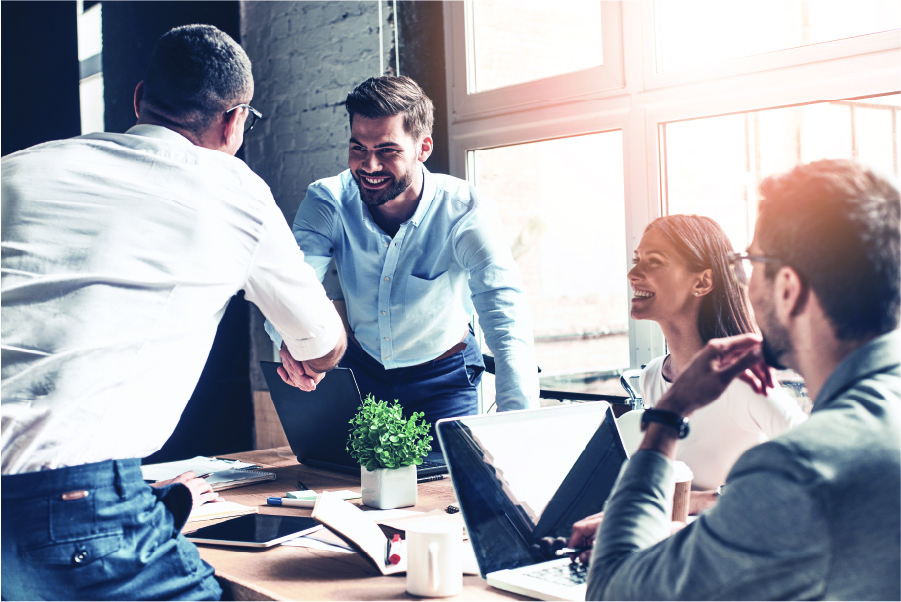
[[292, 182, 339, 282]]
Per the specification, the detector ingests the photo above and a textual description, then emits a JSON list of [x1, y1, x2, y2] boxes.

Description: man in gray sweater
[[575, 159, 900, 600]]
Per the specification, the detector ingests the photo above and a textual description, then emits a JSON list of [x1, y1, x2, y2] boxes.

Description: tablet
[[186, 513, 323, 548]]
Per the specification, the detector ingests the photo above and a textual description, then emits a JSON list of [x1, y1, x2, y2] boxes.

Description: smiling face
[[348, 114, 430, 207], [628, 227, 706, 325]]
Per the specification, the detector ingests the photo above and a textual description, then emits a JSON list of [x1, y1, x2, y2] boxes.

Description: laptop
[[437, 403, 628, 601], [260, 361, 447, 477]]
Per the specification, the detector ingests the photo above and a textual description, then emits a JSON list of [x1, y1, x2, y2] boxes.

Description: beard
[[353, 170, 413, 207], [758, 302, 792, 370], [761, 334, 789, 371]]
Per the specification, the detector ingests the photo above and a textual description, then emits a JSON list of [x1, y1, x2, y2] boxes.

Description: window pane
[[79, 75, 105, 135], [663, 93, 900, 255], [471, 132, 628, 404], [77, 2, 102, 61], [467, 0, 603, 93], [655, 0, 901, 72]]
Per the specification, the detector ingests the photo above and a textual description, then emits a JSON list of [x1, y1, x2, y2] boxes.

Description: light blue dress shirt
[[267, 165, 539, 411]]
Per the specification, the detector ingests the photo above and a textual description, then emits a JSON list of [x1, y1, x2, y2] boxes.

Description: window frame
[[443, 0, 901, 372]]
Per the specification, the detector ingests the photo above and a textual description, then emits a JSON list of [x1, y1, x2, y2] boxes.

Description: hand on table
[[150, 470, 220, 509]]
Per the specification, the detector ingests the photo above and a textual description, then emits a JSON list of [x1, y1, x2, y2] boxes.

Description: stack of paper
[[141, 456, 259, 481], [188, 501, 258, 523], [141, 456, 275, 492]]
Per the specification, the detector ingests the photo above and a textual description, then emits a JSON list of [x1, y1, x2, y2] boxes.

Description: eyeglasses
[[727, 251, 781, 286], [225, 103, 262, 133]]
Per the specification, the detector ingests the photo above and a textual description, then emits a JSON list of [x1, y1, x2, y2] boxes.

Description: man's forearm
[[303, 330, 347, 374], [637, 423, 680, 458]]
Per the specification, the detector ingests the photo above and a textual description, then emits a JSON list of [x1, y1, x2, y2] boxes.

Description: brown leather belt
[[349, 330, 468, 367]]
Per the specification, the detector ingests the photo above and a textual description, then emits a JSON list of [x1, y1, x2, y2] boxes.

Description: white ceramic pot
[[361, 464, 417, 509]]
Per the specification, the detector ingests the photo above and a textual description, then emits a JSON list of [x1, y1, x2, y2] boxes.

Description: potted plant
[[346, 394, 433, 509]]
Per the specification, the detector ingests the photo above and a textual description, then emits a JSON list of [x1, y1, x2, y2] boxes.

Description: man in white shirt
[[1, 25, 346, 600]]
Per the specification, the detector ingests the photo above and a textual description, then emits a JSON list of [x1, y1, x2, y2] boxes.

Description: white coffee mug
[[405, 520, 463, 598]]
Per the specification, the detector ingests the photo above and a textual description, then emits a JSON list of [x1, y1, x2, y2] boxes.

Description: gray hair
[[141, 24, 253, 135]]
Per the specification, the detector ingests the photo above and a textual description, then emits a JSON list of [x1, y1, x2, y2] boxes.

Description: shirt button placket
[[378, 229, 405, 367]]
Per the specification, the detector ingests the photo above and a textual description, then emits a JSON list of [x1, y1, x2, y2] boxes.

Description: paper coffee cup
[[671, 461, 693, 523]]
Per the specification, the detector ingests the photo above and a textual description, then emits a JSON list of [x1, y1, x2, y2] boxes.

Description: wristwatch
[[640, 409, 690, 439]]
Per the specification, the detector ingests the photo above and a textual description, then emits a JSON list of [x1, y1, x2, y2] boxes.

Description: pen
[[554, 547, 591, 557], [296, 479, 309, 491], [386, 534, 403, 565], [197, 473, 214, 479], [417, 474, 445, 483], [267, 496, 315, 508]]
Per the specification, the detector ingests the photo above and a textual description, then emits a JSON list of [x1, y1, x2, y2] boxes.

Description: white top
[[639, 355, 808, 490], [1, 125, 344, 474]]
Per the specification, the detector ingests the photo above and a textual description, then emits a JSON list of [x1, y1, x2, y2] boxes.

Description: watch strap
[[640, 409, 690, 439]]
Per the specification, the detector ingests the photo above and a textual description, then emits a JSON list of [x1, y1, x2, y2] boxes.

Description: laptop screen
[[437, 403, 627, 578]]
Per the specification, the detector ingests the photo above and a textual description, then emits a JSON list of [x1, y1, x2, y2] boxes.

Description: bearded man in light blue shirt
[[271, 76, 539, 432]]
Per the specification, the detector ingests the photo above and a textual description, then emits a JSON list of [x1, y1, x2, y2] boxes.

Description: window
[[467, 0, 603, 92], [444, 1, 900, 405], [471, 133, 628, 407], [654, 0, 901, 72], [77, 0, 104, 135], [663, 94, 901, 252]]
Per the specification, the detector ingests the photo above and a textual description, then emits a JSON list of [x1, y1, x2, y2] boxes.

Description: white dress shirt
[[1, 125, 343, 474]]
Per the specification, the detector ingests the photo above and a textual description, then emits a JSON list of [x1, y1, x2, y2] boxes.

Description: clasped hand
[[277, 342, 326, 391]]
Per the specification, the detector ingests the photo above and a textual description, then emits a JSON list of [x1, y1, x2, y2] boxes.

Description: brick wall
[[241, 1, 397, 391], [241, 1, 395, 225]]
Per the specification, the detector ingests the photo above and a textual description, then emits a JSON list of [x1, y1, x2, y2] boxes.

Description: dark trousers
[[1, 459, 221, 601], [340, 328, 485, 446]]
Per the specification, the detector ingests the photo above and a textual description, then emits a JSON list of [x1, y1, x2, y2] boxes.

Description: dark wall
[[397, 1, 449, 176], [102, 1, 241, 134], [1, 1, 81, 156], [100, 1, 253, 463]]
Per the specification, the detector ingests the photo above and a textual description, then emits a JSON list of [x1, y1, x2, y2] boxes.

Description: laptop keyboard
[[415, 458, 447, 477], [523, 561, 588, 586]]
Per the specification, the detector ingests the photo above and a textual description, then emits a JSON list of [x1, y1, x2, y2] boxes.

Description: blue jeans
[[341, 328, 484, 446], [1, 459, 221, 601]]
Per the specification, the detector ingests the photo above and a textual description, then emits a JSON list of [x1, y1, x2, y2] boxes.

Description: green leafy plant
[[346, 394, 432, 471]]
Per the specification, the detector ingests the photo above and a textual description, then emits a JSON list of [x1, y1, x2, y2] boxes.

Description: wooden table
[[189, 447, 526, 601]]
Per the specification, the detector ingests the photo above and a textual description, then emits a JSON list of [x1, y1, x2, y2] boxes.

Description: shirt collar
[[125, 124, 195, 147], [812, 329, 901, 412], [408, 163, 435, 228]]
